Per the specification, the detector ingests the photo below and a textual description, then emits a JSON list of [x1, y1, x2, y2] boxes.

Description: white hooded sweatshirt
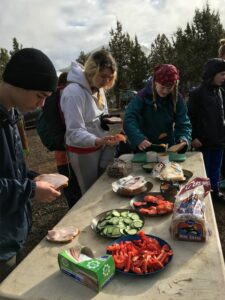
[[60, 62, 114, 194], [60, 61, 109, 149]]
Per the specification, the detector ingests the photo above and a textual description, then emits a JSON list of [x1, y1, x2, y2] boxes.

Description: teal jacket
[[124, 83, 192, 150]]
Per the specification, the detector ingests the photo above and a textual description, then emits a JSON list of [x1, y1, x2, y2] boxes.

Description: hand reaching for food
[[158, 132, 167, 140], [111, 133, 127, 143], [168, 141, 187, 153], [95, 134, 127, 147], [191, 138, 202, 148], [138, 139, 151, 151]]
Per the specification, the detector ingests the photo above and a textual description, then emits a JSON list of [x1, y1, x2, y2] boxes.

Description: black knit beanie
[[202, 58, 225, 80], [2, 48, 57, 91]]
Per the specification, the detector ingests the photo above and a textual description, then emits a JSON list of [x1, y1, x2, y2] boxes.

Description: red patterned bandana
[[154, 64, 179, 86]]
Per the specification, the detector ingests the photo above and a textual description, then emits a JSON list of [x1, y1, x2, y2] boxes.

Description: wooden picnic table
[[0, 151, 225, 300]]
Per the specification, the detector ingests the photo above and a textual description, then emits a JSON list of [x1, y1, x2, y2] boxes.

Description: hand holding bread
[[34, 173, 69, 203], [35, 173, 68, 190]]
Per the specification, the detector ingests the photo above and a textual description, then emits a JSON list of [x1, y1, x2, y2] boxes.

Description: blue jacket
[[0, 105, 36, 260], [124, 81, 192, 150]]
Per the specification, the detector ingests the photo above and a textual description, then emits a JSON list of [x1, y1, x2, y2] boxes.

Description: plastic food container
[[169, 153, 186, 162], [157, 152, 169, 164]]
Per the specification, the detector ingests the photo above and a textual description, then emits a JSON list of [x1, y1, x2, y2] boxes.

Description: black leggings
[[0, 256, 17, 283], [57, 163, 81, 208]]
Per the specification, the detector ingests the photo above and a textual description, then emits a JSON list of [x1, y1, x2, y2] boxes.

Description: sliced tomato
[[133, 201, 147, 207], [143, 195, 159, 203]]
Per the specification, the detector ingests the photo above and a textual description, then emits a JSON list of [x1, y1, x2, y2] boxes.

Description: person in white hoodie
[[60, 50, 118, 194]]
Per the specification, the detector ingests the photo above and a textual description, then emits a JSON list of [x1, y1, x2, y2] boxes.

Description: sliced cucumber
[[99, 220, 108, 227], [111, 227, 121, 236], [121, 211, 128, 217], [126, 229, 138, 235], [96, 209, 143, 237], [132, 220, 143, 228], [112, 210, 120, 217], [109, 217, 119, 225], [103, 227, 109, 235], [130, 213, 140, 220], [118, 221, 126, 228], [106, 225, 114, 234], [120, 228, 125, 234], [123, 218, 132, 224]]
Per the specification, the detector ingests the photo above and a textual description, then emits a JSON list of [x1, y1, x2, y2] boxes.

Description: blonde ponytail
[[218, 39, 225, 58]]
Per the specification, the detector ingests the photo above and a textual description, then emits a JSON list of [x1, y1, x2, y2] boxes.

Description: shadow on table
[[0, 228, 207, 300], [2, 270, 97, 300], [76, 224, 207, 298]]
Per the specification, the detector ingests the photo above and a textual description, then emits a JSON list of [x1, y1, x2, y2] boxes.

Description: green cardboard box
[[58, 247, 115, 292]]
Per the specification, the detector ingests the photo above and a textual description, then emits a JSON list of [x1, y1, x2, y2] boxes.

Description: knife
[[144, 142, 187, 153], [144, 143, 168, 153]]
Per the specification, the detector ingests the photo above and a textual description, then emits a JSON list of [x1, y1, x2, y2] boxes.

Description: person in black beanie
[[188, 58, 225, 203], [0, 48, 60, 282]]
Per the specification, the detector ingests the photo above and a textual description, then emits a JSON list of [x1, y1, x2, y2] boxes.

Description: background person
[[0, 48, 60, 282], [123, 64, 191, 153], [54, 72, 81, 208], [218, 38, 225, 60], [218, 39, 225, 181], [188, 58, 225, 203], [60, 50, 118, 195]]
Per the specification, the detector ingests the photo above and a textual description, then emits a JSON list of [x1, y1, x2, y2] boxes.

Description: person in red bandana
[[123, 64, 192, 153]]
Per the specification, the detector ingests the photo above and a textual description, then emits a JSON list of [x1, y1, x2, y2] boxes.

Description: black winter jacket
[[188, 83, 225, 148], [0, 105, 36, 260]]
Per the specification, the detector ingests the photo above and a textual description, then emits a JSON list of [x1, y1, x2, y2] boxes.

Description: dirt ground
[[20, 128, 225, 262]]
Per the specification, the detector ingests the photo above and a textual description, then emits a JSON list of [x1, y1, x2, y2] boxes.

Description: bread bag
[[107, 158, 132, 178], [152, 162, 185, 182], [170, 177, 211, 242]]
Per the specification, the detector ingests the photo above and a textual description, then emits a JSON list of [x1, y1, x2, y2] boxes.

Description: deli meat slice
[[121, 176, 146, 195], [104, 116, 122, 124], [46, 226, 79, 242], [122, 176, 145, 191], [112, 175, 147, 195], [35, 173, 69, 190]]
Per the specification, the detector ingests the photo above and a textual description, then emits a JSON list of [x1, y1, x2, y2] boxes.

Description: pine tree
[[0, 48, 10, 81], [109, 21, 133, 107], [76, 50, 88, 65], [0, 38, 23, 80], [174, 4, 225, 88], [128, 35, 148, 90], [148, 34, 174, 73], [9, 37, 23, 57]]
